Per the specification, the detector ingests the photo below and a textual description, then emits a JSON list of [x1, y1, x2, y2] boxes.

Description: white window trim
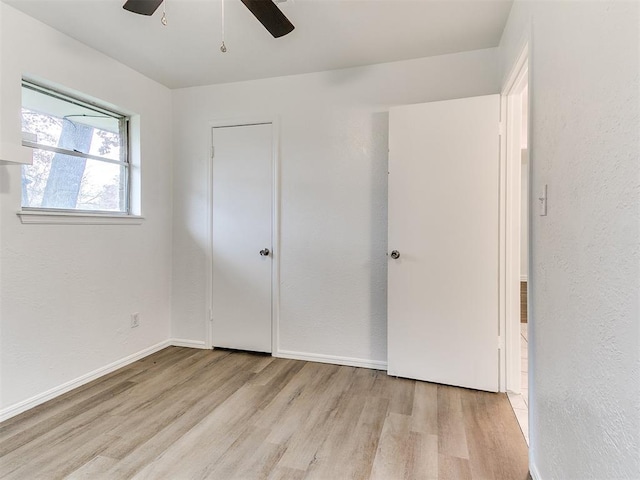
[[17, 210, 144, 225]]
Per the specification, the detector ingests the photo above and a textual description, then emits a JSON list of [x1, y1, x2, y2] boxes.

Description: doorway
[[209, 121, 278, 353], [501, 44, 530, 444]]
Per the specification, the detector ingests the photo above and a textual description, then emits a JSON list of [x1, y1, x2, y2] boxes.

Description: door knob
[[259, 248, 270, 257], [390, 250, 400, 259]]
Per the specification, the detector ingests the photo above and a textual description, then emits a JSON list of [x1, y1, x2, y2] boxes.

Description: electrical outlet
[[131, 312, 140, 328]]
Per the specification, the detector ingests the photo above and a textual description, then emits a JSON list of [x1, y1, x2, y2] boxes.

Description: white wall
[[172, 49, 500, 365], [0, 1, 28, 165], [500, 1, 640, 478], [0, 4, 173, 415]]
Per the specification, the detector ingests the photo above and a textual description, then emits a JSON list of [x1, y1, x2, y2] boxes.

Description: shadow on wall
[[173, 209, 210, 342]]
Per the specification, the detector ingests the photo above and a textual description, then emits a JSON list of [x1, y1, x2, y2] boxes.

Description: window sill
[[17, 211, 144, 225]]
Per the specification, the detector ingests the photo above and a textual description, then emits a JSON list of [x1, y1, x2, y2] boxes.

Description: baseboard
[[521, 275, 528, 282], [170, 338, 208, 349], [0, 340, 171, 423], [275, 349, 387, 371], [530, 460, 542, 480]]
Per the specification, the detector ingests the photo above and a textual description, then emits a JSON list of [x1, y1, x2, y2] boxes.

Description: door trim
[[206, 117, 281, 353], [499, 43, 530, 393]]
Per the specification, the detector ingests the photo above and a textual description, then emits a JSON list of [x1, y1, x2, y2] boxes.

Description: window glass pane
[[77, 160, 126, 212], [22, 85, 122, 161], [21, 110, 63, 150], [20, 81, 129, 214], [21, 149, 54, 208], [22, 152, 127, 212]]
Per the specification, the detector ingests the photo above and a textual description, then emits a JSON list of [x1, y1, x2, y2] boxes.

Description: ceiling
[[4, 0, 513, 89]]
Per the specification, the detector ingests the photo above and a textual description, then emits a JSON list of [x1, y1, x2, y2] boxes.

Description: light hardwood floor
[[0, 347, 530, 480]]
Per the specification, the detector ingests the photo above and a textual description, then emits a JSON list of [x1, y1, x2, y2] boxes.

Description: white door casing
[[211, 122, 273, 353], [387, 95, 500, 392], [501, 43, 530, 394]]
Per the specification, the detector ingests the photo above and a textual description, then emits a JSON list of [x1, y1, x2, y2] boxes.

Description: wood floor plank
[[255, 362, 340, 443], [247, 353, 277, 374], [0, 380, 136, 460], [438, 453, 473, 480], [404, 432, 439, 480], [436, 385, 470, 459], [370, 413, 438, 480], [129, 385, 269, 480], [268, 466, 306, 480], [303, 393, 367, 480], [198, 426, 283, 480], [130, 361, 305, 479], [248, 356, 304, 387], [332, 395, 389, 479], [101, 351, 255, 459], [0, 366, 142, 441], [0, 347, 188, 442], [348, 365, 380, 396], [0, 347, 530, 480], [388, 377, 416, 416], [460, 389, 529, 480], [104, 369, 257, 479], [107, 349, 228, 416], [227, 438, 287, 480], [411, 381, 438, 435], [274, 365, 355, 471], [370, 412, 412, 480], [65, 455, 117, 480], [0, 354, 154, 442], [2, 411, 124, 479]]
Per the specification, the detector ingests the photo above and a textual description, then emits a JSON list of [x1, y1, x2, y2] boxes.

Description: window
[[21, 81, 130, 214]]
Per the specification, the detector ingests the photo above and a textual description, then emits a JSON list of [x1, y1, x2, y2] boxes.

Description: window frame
[[20, 80, 133, 216]]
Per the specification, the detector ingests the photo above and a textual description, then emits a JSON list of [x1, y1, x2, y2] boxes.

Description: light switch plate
[[539, 184, 548, 216]]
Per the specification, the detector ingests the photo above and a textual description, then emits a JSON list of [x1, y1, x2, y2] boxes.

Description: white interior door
[[387, 95, 500, 392], [211, 123, 273, 353]]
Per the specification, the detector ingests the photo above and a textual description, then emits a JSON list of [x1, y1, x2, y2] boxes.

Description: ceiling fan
[[122, 0, 295, 38]]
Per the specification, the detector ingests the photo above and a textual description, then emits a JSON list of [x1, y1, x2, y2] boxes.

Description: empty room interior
[[0, 0, 638, 479]]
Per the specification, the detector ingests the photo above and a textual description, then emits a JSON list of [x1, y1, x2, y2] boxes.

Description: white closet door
[[212, 123, 273, 353], [388, 95, 500, 392]]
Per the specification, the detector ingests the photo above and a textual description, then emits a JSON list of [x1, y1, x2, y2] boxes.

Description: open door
[[387, 95, 500, 392]]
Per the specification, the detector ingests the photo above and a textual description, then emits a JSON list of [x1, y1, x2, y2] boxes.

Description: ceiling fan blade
[[123, 0, 164, 16], [240, 0, 295, 38]]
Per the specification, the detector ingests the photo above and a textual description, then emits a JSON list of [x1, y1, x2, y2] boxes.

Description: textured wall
[[0, 5, 173, 411], [171, 49, 500, 364], [500, 1, 640, 478]]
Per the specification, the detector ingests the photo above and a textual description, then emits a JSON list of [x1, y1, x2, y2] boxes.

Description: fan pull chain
[[220, 0, 227, 52], [161, 0, 168, 26]]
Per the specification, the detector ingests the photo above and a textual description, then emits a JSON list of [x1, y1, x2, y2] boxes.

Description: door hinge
[[210, 146, 215, 158], [498, 122, 505, 137], [209, 308, 213, 322], [498, 336, 505, 350]]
